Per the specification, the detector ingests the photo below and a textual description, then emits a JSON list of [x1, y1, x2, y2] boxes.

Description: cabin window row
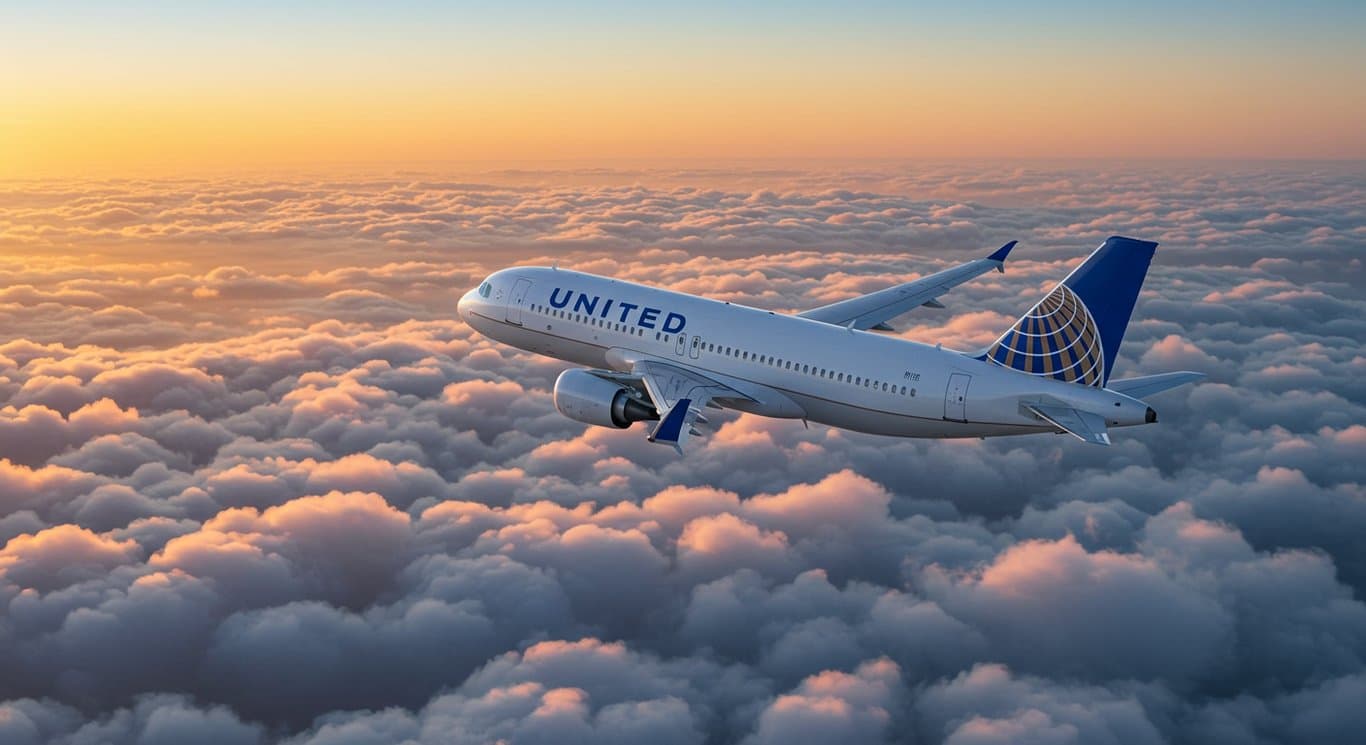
[[700, 341, 916, 397], [531, 303, 662, 339], [526, 302, 916, 398]]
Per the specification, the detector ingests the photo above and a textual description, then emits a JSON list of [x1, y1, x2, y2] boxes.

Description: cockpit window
[[478, 282, 492, 298]]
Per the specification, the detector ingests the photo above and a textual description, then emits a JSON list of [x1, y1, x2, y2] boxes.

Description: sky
[[2, 3, 1366, 744], [4, 1, 1366, 176]]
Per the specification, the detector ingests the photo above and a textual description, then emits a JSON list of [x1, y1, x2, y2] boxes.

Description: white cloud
[[0, 164, 1363, 743]]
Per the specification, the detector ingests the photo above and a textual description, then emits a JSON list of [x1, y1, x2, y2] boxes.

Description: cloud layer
[[0, 163, 1363, 744]]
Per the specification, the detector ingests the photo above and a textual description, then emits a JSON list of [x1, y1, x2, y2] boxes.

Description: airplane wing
[[1023, 401, 1112, 446], [631, 360, 756, 452], [796, 241, 1016, 331]]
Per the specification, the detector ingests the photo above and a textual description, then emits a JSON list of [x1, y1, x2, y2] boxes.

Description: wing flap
[[797, 241, 1015, 330], [1024, 402, 1112, 446]]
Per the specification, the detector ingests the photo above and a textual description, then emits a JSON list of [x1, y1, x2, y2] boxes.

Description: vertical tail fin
[[984, 236, 1157, 386]]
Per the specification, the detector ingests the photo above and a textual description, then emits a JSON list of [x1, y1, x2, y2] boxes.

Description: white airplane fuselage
[[457, 267, 1155, 441]]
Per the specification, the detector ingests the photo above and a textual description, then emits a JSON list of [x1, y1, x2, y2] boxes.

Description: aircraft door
[[689, 335, 701, 359], [675, 333, 688, 356], [944, 373, 970, 421], [505, 278, 532, 325]]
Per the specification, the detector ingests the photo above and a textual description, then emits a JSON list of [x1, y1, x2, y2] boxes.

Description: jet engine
[[553, 369, 658, 429]]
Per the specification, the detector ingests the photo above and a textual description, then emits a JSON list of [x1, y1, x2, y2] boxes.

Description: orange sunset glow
[[5, 3, 1366, 177]]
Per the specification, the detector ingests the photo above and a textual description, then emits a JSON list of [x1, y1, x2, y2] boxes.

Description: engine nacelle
[[554, 369, 658, 429]]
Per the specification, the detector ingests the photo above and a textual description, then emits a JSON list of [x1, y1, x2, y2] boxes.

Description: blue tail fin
[[984, 236, 1157, 386]]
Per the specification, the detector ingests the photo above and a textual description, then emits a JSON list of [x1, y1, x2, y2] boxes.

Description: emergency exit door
[[944, 373, 971, 421]]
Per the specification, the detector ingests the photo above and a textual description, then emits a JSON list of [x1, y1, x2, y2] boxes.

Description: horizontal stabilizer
[[1024, 402, 1111, 446], [1107, 371, 1205, 400]]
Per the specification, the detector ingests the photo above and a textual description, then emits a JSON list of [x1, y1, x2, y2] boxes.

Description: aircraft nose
[[457, 289, 476, 322], [1146, 406, 1158, 424]]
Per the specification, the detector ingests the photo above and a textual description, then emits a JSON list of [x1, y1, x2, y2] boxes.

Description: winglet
[[987, 240, 1017, 264], [648, 398, 692, 452]]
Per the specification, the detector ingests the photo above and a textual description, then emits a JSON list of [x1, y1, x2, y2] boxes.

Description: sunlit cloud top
[[4, 1, 1366, 176]]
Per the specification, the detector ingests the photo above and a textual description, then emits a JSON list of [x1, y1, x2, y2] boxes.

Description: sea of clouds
[[0, 162, 1362, 744]]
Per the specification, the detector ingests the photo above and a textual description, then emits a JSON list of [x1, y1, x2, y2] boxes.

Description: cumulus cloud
[[0, 163, 1363, 743]]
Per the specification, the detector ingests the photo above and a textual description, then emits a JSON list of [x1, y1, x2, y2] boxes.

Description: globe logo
[[986, 284, 1104, 386]]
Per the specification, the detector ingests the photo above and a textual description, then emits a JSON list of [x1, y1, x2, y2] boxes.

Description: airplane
[[457, 236, 1204, 452]]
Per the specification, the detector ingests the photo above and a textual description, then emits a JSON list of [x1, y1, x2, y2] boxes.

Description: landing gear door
[[944, 373, 970, 421], [505, 278, 532, 325]]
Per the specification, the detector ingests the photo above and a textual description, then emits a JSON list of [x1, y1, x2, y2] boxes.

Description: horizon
[[5, 2, 1366, 177]]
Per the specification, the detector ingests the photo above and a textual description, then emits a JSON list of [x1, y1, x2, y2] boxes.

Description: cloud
[[0, 524, 140, 592], [743, 658, 903, 745], [0, 163, 1363, 743], [915, 664, 1164, 745]]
